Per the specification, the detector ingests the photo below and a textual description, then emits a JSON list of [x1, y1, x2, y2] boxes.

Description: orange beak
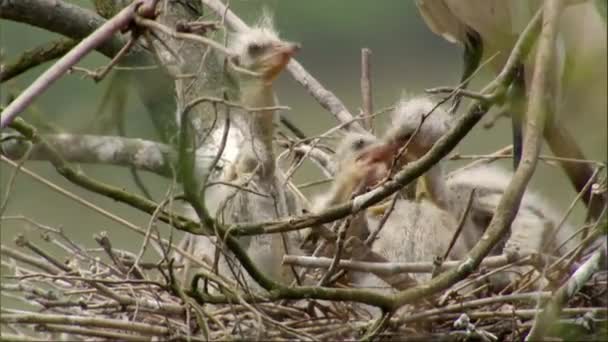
[[262, 42, 301, 82]]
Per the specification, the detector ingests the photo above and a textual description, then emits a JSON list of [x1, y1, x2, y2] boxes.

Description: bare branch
[[1, 133, 177, 177], [0, 0, 124, 58], [0, 38, 77, 82], [360, 48, 374, 131]]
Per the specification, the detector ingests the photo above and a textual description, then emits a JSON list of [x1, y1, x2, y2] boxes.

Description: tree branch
[[0, 0, 124, 58], [0, 38, 77, 82], [283, 253, 540, 276], [1, 133, 176, 177]]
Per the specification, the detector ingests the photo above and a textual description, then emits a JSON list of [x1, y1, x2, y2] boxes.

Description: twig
[[40, 325, 151, 342], [426, 87, 491, 102], [0, 156, 213, 274], [283, 253, 540, 275], [443, 189, 476, 260], [1, 312, 170, 336], [0, 144, 32, 216], [133, 15, 233, 56], [364, 194, 398, 246], [360, 48, 374, 131], [318, 218, 351, 286], [279, 115, 307, 139], [0, 245, 62, 275]]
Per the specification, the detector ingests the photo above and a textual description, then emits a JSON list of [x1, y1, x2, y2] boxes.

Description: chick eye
[[352, 138, 367, 151], [247, 43, 265, 56]]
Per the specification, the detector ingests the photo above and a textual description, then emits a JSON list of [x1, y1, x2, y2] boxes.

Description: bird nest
[[1, 223, 606, 341]]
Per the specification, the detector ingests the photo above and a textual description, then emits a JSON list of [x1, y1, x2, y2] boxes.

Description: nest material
[[1, 225, 607, 341]]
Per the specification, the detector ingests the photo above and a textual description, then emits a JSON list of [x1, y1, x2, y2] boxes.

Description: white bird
[[178, 15, 303, 291], [415, 0, 595, 183], [383, 96, 578, 289], [316, 131, 468, 290]]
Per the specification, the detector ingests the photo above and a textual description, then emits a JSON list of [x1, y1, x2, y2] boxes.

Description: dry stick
[[14, 235, 71, 273], [318, 218, 351, 286], [90, 34, 137, 82], [1, 312, 170, 336], [134, 16, 232, 56], [526, 244, 607, 341], [561, 207, 607, 272], [0, 245, 62, 275], [40, 325, 152, 342], [0, 157, 220, 279], [201, 0, 365, 133], [447, 145, 514, 177], [545, 167, 601, 254], [0, 0, 159, 128], [450, 152, 605, 168], [443, 189, 476, 261], [0, 145, 33, 216], [397, 291, 552, 325], [279, 115, 307, 139], [364, 194, 398, 246], [360, 48, 374, 132], [284, 252, 542, 276]]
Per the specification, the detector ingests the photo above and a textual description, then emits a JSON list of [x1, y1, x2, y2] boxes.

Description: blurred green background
[[1, 0, 606, 304]]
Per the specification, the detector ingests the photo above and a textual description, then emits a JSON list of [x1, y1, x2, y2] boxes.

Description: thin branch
[[360, 48, 374, 131], [0, 157, 214, 275], [0, 38, 77, 82], [443, 189, 476, 260], [1, 313, 170, 336], [283, 253, 540, 276]]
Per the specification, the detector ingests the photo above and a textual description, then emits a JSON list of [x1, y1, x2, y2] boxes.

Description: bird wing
[[415, 0, 469, 44]]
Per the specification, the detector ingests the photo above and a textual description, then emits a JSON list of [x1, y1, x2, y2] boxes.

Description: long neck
[[240, 81, 277, 180], [422, 161, 452, 212]]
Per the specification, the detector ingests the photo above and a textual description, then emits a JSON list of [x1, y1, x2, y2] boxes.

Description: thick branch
[[1, 133, 182, 178], [524, 11, 594, 341], [0, 0, 124, 58]]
